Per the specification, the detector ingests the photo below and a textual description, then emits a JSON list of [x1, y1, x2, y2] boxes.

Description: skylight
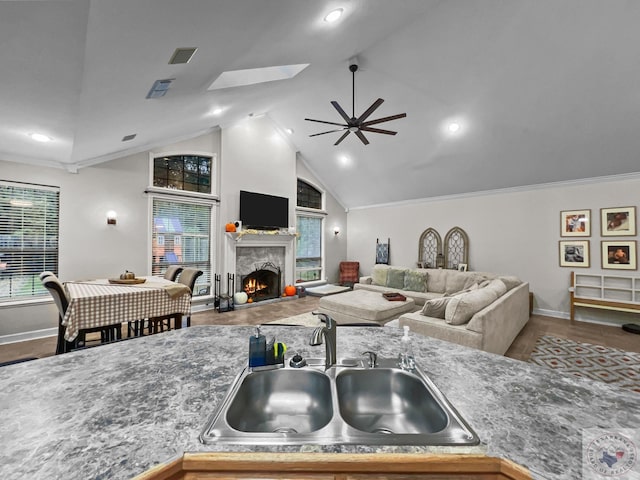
[[208, 64, 309, 90]]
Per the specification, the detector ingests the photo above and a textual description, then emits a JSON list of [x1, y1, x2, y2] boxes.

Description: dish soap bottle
[[399, 325, 415, 370], [249, 327, 266, 368]]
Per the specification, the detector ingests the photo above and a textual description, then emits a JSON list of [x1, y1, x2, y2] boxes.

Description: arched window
[[297, 179, 322, 209]]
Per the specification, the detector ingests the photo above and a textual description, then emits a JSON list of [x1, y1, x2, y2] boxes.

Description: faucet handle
[[361, 351, 377, 368], [312, 311, 335, 327]]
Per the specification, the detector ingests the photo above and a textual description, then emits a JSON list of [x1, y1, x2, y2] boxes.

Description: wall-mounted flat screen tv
[[239, 190, 289, 230]]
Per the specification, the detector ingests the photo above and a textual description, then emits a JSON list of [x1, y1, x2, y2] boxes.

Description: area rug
[[305, 284, 351, 297], [527, 335, 640, 394]]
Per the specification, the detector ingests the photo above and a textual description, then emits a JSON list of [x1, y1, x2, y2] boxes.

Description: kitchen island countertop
[[0, 325, 637, 479]]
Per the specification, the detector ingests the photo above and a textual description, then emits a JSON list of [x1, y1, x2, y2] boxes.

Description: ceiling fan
[[305, 63, 407, 146]]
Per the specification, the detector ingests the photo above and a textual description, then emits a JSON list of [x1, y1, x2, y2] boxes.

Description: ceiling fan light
[[324, 8, 343, 23]]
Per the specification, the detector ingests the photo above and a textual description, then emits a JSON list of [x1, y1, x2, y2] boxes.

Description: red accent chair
[[339, 261, 360, 288]]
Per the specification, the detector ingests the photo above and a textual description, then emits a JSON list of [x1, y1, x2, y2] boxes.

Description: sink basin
[[336, 368, 448, 434], [226, 368, 332, 433], [200, 358, 480, 446]]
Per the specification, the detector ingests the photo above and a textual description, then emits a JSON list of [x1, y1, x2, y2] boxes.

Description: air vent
[[146, 78, 174, 99], [122, 134, 137, 142], [169, 47, 197, 65]]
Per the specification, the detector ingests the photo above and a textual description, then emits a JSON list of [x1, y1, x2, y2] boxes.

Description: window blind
[[295, 215, 323, 282], [0, 181, 60, 301], [152, 197, 214, 297]]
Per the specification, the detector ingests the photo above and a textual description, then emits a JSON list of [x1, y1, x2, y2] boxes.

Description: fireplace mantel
[[224, 232, 296, 291]]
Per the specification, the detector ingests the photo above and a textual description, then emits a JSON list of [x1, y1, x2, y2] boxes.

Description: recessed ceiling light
[[285, 128, 294, 135], [212, 107, 223, 115], [29, 133, 52, 143], [324, 8, 343, 23], [448, 123, 460, 133]]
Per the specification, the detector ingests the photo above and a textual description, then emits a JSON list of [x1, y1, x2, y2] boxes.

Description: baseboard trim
[[0, 328, 57, 345], [532, 308, 629, 327]]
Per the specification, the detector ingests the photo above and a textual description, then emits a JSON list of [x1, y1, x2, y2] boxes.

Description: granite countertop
[[0, 325, 637, 479]]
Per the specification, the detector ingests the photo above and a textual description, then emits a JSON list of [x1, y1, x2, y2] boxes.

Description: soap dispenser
[[249, 327, 266, 368], [399, 325, 415, 370]]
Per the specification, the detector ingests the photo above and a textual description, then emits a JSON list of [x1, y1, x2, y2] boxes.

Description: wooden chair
[[127, 265, 184, 336], [41, 274, 122, 354], [147, 268, 203, 333]]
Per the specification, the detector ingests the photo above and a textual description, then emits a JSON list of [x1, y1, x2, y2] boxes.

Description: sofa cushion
[[421, 297, 451, 318], [445, 288, 499, 325], [404, 270, 428, 292], [371, 265, 389, 286], [426, 269, 447, 293], [386, 268, 406, 289]]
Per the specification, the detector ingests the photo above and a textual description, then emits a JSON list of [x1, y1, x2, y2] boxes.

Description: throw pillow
[[498, 275, 521, 291], [371, 266, 389, 286], [403, 270, 428, 292], [444, 288, 499, 325], [484, 278, 507, 297], [421, 297, 451, 318], [386, 268, 407, 289]]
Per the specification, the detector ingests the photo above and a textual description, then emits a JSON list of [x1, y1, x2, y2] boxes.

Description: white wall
[[347, 174, 640, 325]]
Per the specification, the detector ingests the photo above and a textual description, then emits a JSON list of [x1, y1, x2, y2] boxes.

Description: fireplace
[[242, 262, 281, 302]]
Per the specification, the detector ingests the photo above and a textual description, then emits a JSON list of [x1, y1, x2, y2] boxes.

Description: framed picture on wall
[[560, 209, 591, 237], [457, 263, 468, 272], [600, 206, 636, 236], [601, 241, 637, 270], [559, 240, 590, 267]]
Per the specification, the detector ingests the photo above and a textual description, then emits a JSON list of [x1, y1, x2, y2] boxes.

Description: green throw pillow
[[403, 270, 428, 292], [386, 268, 406, 289]]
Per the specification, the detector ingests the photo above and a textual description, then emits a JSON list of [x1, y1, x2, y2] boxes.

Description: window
[[296, 179, 324, 283], [0, 181, 59, 302], [152, 198, 214, 297], [152, 154, 213, 194]]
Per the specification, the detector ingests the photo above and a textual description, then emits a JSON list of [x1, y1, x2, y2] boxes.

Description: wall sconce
[[106, 210, 117, 225], [333, 226, 340, 235]]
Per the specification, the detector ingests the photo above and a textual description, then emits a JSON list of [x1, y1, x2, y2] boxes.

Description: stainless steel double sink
[[199, 357, 480, 446]]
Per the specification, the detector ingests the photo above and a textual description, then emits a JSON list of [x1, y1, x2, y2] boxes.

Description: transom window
[[297, 179, 322, 209], [153, 155, 212, 194]]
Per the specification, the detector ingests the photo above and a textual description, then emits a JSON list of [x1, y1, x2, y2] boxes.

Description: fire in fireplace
[[242, 262, 282, 302]]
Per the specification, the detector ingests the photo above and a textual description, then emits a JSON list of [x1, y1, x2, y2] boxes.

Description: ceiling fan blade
[[309, 128, 346, 137], [356, 98, 384, 124], [305, 118, 348, 127], [360, 126, 398, 135], [355, 130, 370, 145], [334, 130, 351, 145], [361, 113, 407, 127], [331, 101, 352, 124]]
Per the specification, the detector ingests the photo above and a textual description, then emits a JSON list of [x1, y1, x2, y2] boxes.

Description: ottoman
[[318, 289, 416, 325]]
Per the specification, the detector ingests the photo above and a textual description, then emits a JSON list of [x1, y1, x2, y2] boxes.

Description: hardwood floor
[[1, 295, 638, 364]]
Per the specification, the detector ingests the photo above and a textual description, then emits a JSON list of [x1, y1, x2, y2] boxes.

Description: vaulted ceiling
[[2, 0, 639, 208]]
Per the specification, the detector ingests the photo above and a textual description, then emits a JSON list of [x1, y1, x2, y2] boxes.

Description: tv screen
[[239, 190, 289, 229]]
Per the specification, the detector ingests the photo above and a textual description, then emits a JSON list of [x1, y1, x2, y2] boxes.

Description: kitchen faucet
[[309, 312, 337, 369]]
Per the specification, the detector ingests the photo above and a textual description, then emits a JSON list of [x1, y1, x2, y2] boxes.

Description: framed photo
[[601, 241, 637, 270], [560, 209, 591, 237], [457, 263, 468, 272], [559, 240, 590, 267], [600, 206, 636, 236]]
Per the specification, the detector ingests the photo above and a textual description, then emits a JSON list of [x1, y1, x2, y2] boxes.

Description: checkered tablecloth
[[62, 277, 192, 341]]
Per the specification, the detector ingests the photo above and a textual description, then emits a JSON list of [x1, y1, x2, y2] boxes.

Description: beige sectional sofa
[[355, 265, 530, 355]]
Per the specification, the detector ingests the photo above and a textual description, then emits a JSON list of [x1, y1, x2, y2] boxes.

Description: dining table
[[62, 276, 192, 341]]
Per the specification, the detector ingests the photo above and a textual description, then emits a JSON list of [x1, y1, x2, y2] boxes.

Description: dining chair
[[41, 274, 122, 354], [147, 268, 203, 333], [163, 265, 183, 282], [177, 268, 203, 327]]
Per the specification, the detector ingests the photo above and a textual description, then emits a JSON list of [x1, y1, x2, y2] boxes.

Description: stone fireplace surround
[[224, 232, 296, 296]]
